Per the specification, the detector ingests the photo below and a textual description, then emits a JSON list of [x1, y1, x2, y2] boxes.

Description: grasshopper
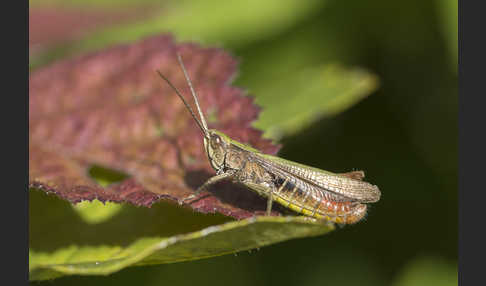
[[157, 54, 381, 224]]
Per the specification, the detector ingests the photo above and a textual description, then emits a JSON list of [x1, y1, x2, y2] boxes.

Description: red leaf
[[29, 35, 281, 220]]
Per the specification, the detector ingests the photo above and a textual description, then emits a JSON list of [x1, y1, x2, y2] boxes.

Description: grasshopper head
[[204, 130, 231, 171], [157, 54, 236, 172]]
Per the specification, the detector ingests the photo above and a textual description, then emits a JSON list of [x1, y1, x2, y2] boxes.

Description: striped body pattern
[[272, 177, 368, 225], [230, 145, 379, 224]]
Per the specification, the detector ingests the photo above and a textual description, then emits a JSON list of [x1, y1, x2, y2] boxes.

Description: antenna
[[156, 68, 207, 136], [176, 53, 209, 131]]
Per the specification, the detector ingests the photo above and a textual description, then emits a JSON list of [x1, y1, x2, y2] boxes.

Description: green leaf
[[72, 165, 128, 224], [252, 64, 379, 140], [73, 200, 123, 224], [29, 216, 333, 281]]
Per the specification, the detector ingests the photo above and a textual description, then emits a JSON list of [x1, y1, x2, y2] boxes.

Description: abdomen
[[272, 177, 367, 224]]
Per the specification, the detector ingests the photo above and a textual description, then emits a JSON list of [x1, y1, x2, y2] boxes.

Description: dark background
[[29, 0, 457, 285]]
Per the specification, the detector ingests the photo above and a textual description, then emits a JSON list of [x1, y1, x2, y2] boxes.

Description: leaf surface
[[29, 35, 280, 220], [251, 65, 379, 140], [30, 216, 333, 281]]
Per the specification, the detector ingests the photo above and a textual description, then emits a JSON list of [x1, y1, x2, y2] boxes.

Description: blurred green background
[[29, 0, 457, 285]]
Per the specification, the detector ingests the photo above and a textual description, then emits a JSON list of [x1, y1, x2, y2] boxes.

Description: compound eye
[[212, 135, 221, 146]]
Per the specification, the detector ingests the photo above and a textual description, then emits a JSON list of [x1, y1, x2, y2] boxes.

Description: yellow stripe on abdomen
[[273, 190, 367, 224]]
